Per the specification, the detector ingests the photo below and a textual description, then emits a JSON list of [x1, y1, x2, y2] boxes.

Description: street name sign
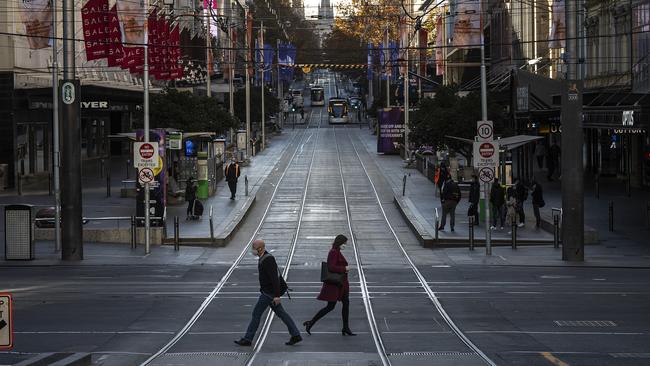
[[133, 142, 160, 169], [0, 293, 12, 350]]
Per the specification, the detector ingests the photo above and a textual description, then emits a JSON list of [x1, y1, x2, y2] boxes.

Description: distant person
[[438, 174, 461, 232], [514, 178, 527, 227], [468, 175, 480, 226], [235, 239, 301, 346], [303, 234, 356, 337], [534, 141, 546, 170], [505, 186, 518, 231], [489, 180, 506, 230], [184, 177, 197, 220], [547, 141, 561, 181], [531, 180, 545, 229], [225, 158, 240, 200], [435, 163, 449, 199]]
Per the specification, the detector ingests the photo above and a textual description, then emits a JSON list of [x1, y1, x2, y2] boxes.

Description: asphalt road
[[2, 75, 650, 366]]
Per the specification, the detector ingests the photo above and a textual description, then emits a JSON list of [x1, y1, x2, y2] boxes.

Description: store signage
[[516, 86, 529, 112], [167, 132, 183, 150], [80, 101, 109, 109], [613, 128, 645, 134]]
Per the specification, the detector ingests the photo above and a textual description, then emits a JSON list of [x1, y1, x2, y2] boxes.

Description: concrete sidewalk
[[352, 127, 650, 267], [0, 130, 300, 247]]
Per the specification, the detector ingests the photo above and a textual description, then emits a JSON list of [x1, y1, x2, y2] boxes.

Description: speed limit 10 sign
[[476, 120, 493, 141]]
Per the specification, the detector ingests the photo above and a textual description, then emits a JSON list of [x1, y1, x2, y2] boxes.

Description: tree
[[136, 89, 238, 133], [335, 0, 402, 45], [409, 86, 507, 160], [233, 86, 280, 127]]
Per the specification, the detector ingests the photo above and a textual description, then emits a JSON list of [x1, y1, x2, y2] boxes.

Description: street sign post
[[474, 119, 498, 256], [0, 294, 12, 350]]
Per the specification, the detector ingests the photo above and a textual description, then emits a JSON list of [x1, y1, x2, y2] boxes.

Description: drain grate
[[554, 320, 617, 327], [610, 353, 650, 359], [389, 351, 476, 357]]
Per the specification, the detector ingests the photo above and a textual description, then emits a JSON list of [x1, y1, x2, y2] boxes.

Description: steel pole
[[480, 0, 491, 255], [206, 9, 211, 98], [144, 0, 151, 255], [245, 7, 251, 159], [404, 18, 409, 158], [61, 0, 82, 260], [385, 29, 390, 107], [229, 26, 235, 146], [261, 21, 265, 150], [52, 0, 61, 252]]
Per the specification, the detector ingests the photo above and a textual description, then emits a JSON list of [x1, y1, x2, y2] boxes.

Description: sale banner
[[82, 0, 110, 61], [107, 5, 125, 67]]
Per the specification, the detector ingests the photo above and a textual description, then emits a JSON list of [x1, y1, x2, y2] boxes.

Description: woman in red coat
[[303, 234, 356, 336]]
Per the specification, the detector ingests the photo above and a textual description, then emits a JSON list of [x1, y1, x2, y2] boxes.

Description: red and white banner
[[451, 0, 481, 49], [418, 28, 428, 76], [169, 25, 183, 80], [107, 5, 125, 67], [549, 0, 566, 49], [82, 0, 110, 61], [435, 15, 444, 76], [246, 11, 253, 77], [20, 0, 53, 50]]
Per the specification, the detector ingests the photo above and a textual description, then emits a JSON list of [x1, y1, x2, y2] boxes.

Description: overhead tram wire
[[139, 111, 318, 366], [342, 129, 498, 366]]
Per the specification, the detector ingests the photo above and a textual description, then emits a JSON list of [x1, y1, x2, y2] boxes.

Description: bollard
[[173, 216, 180, 251], [647, 201, 650, 228], [130, 215, 137, 249], [434, 208, 440, 243], [17, 174, 22, 196], [100, 158, 105, 178], [595, 174, 600, 199], [126, 159, 131, 179], [468, 216, 475, 251], [511, 218, 517, 249], [106, 172, 111, 197], [553, 214, 560, 248], [402, 174, 407, 196], [48, 172, 53, 196], [245, 175, 249, 196], [608, 201, 614, 232]]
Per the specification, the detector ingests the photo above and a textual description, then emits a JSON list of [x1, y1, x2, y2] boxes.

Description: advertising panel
[[377, 107, 404, 154]]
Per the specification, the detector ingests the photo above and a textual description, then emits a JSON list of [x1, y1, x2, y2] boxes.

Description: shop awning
[[445, 135, 543, 150]]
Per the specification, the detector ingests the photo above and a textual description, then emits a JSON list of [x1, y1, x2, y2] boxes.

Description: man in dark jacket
[[185, 177, 197, 220], [438, 174, 461, 232], [225, 158, 241, 200], [531, 180, 544, 228], [489, 180, 506, 229], [235, 239, 302, 346], [468, 175, 480, 226], [514, 178, 527, 227]]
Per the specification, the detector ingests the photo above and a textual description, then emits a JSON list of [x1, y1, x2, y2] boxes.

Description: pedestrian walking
[[514, 178, 527, 227], [547, 141, 561, 181], [531, 180, 545, 228], [468, 175, 480, 226], [235, 239, 302, 346], [438, 174, 461, 232], [534, 141, 546, 170], [225, 158, 240, 200], [435, 163, 449, 199], [505, 186, 518, 233], [303, 234, 356, 337], [489, 180, 506, 230], [185, 177, 197, 220]]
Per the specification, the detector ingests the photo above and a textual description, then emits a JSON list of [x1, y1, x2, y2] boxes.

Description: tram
[[328, 98, 349, 124], [310, 86, 325, 106]]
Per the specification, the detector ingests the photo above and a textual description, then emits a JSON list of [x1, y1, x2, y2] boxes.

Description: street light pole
[[52, 0, 61, 253], [261, 21, 265, 151], [206, 7, 211, 98], [479, 0, 491, 255], [245, 7, 251, 159]]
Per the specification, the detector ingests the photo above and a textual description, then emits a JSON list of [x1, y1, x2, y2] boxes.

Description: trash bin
[[4, 204, 34, 260]]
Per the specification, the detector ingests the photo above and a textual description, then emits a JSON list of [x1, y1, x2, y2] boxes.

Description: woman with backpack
[[303, 234, 356, 336]]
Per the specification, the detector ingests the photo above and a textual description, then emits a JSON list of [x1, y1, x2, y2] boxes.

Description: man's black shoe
[[234, 338, 252, 346], [285, 335, 302, 345]]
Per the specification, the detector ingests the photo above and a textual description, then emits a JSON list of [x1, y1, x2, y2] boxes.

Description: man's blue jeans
[[244, 292, 300, 341]]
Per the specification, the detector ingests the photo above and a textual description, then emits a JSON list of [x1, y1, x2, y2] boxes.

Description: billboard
[[377, 107, 404, 154]]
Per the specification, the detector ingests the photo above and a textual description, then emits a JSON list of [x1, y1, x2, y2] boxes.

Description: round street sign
[[138, 168, 155, 184], [477, 122, 493, 140], [479, 167, 495, 183], [139, 143, 155, 159], [479, 142, 495, 158]]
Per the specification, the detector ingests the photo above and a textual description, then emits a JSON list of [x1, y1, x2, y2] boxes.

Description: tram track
[[140, 109, 322, 366], [337, 126, 497, 366]]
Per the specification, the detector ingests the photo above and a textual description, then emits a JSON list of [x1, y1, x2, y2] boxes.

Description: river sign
[[473, 141, 499, 168], [0, 293, 12, 350], [134, 142, 160, 169]]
